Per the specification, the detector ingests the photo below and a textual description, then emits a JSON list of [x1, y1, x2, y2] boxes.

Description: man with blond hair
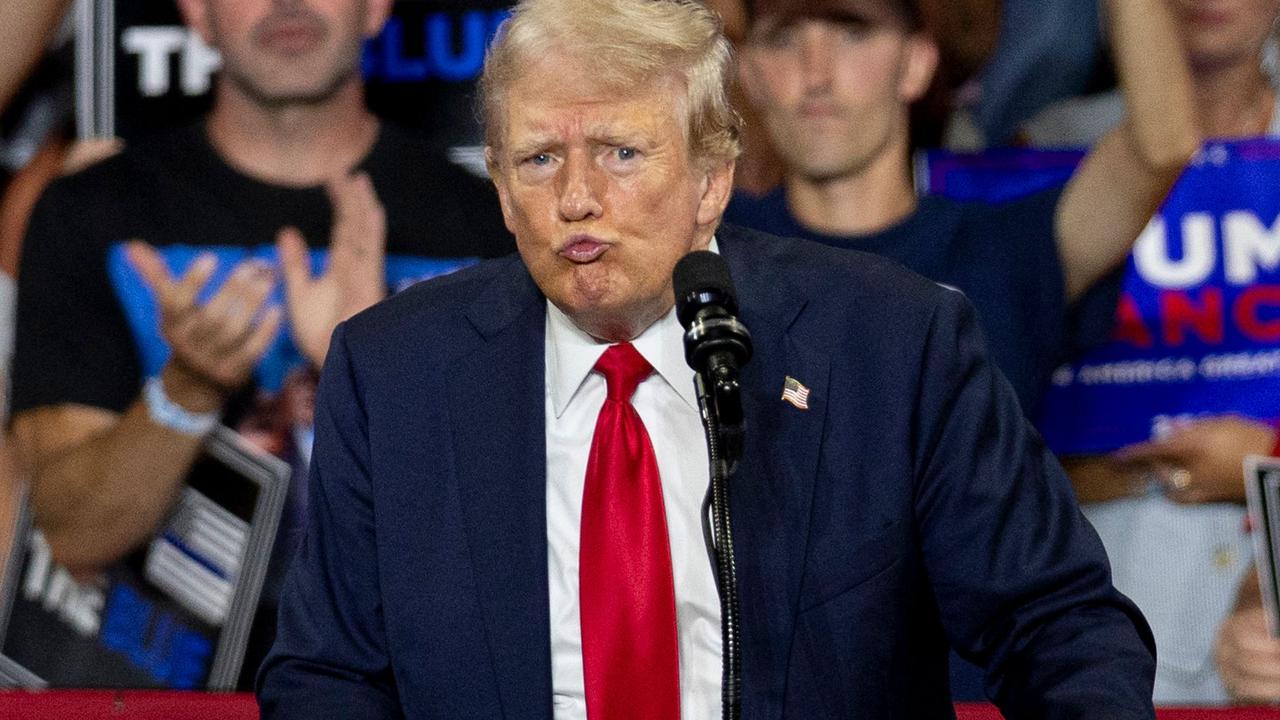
[[258, 0, 1156, 717]]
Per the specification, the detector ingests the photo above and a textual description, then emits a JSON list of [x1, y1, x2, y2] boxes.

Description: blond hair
[[480, 0, 742, 164]]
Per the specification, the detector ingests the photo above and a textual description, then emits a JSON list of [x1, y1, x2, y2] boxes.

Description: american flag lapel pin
[[781, 376, 811, 410]]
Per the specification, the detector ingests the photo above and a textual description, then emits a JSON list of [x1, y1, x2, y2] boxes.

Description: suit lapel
[[721, 229, 830, 720], [447, 260, 552, 720], [443, 234, 830, 718]]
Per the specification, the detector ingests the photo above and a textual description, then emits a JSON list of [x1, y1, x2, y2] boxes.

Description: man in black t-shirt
[[726, 0, 1198, 416], [9, 0, 512, 683]]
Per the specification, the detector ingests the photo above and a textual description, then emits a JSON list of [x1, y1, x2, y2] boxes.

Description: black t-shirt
[[10, 122, 515, 686], [12, 121, 513, 416], [724, 186, 1074, 415]]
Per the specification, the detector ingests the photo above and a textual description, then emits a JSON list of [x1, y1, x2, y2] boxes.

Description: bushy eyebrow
[[509, 132, 650, 158], [582, 122, 656, 148], [508, 136, 558, 158], [590, 132, 642, 147]]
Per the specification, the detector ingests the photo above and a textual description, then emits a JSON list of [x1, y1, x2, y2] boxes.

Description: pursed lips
[[558, 235, 612, 263]]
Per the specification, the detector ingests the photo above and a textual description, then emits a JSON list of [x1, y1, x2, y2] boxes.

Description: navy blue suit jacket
[[258, 225, 1156, 719]]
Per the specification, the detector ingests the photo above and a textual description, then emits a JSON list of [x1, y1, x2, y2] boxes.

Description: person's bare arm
[[0, 0, 74, 115], [1066, 416, 1274, 506], [12, 249, 281, 574], [14, 174, 383, 574], [1056, 0, 1200, 303], [14, 394, 210, 572], [1111, 415, 1276, 505]]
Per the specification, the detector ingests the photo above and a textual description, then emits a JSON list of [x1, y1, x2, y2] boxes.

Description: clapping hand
[[277, 172, 387, 368], [127, 242, 283, 412]]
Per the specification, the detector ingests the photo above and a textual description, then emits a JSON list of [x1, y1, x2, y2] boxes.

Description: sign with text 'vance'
[[921, 141, 1280, 455]]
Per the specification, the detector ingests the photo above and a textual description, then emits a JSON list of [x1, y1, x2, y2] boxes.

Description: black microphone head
[[674, 250, 738, 328]]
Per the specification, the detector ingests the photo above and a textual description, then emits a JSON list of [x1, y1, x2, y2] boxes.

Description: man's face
[[739, 9, 936, 183], [179, 0, 391, 105], [1169, 0, 1280, 70], [488, 54, 734, 342]]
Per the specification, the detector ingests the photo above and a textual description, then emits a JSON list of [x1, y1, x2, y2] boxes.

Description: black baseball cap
[[743, 0, 923, 30]]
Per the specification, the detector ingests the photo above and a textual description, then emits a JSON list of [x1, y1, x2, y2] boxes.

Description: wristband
[[143, 376, 221, 436]]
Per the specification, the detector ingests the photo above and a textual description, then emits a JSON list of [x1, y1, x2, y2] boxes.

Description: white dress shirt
[[544, 298, 722, 720]]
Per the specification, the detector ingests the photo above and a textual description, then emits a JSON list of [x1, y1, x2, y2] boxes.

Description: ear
[[365, 0, 396, 38], [485, 147, 518, 234], [897, 33, 939, 104], [175, 0, 212, 45], [695, 158, 736, 229]]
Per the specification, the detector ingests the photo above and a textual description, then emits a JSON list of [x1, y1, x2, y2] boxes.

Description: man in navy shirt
[[728, 0, 1198, 415]]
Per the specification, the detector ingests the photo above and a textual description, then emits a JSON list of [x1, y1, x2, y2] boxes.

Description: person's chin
[[560, 295, 653, 343]]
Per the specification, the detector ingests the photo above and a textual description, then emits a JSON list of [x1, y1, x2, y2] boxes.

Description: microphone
[[675, 250, 749, 720], [673, 251, 752, 458]]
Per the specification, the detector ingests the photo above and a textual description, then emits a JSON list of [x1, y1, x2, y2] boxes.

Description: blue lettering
[[170, 630, 214, 689], [426, 12, 487, 82], [99, 584, 213, 687], [489, 8, 509, 40], [129, 611, 175, 685], [101, 584, 149, 655], [363, 10, 510, 83], [377, 18, 430, 82]]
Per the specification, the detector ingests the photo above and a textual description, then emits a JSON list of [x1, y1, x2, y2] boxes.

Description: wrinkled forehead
[[499, 51, 690, 138], [746, 0, 916, 30]]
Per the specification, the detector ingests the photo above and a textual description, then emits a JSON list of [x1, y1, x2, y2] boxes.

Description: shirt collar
[[545, 238, 718, 418]]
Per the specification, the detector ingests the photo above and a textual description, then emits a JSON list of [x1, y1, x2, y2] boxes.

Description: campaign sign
[[106, 243, 479, 394], [0, 429, 287, 689], [1244, 454, 1280, 636], [923, 142, 1280, 455], [100, 0, 511, 159], [916, 146, 1085, 204]]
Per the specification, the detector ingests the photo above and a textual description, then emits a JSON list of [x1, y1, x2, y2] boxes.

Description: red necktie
[[579, 342, 681, 720]]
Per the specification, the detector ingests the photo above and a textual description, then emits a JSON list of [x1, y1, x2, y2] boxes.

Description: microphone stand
[[696, 367, 743, 720]]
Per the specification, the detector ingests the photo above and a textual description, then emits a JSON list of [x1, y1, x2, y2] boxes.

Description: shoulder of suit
[[719, 222, 954, 312], [343, 253, 525, 343]]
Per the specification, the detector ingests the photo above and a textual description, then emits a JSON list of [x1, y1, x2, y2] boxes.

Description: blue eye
[[617, 147, 637, 160], [529, 153, 551, 165]]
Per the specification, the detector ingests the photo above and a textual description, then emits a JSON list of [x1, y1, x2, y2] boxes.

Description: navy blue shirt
[[725, 186, 1073, 416]]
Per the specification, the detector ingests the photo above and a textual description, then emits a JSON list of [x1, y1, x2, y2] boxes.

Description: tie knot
[[594, 342, 654, 402]]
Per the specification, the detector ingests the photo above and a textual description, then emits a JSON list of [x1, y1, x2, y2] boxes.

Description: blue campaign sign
[[917, 147, 1084, 203], [924, 142, 1280, 455], [111, 2, 514, 147], [106, 243, 479, 394]]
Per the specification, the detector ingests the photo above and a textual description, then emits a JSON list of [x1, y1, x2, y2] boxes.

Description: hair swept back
[[480, 0, 742, 165]]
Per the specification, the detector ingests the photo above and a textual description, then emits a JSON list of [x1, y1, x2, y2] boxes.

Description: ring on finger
[[1168, 467, 1192, 491]]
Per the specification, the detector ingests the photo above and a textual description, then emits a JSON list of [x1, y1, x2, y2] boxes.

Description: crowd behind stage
[[1, 0, 1280, 707]]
